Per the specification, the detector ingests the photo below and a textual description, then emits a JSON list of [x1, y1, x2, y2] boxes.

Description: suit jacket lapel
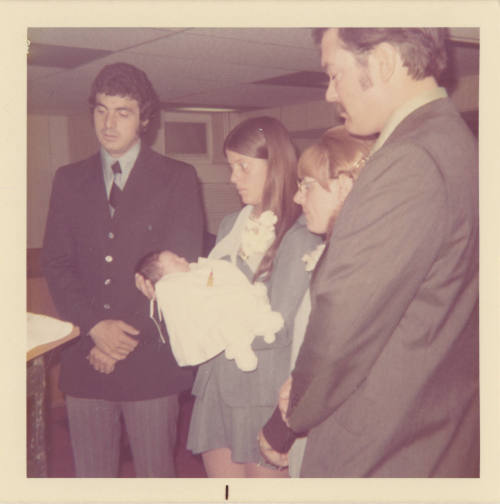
[[110, 146, 154, 222], [81, 153, 113, 226]]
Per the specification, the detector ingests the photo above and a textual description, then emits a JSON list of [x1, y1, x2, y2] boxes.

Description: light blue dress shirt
[[101, 139, 141, 197]]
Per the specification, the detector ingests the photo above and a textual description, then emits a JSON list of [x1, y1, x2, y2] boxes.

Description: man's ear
[[372, 42, 398, 82], [141, 119, 149, 131]]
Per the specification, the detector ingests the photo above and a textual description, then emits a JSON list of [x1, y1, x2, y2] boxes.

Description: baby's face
[[159, 251, 190, 274]]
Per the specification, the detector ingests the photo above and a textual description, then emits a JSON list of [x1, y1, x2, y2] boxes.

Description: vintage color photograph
[[5, 1, 498, 502], [27, 23, 479, 476]]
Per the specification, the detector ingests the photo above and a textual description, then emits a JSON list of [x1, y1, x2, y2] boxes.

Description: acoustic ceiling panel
[[27, 43, 113, 69], [27, 27, 185, 51], [126, 31, 319, 71]]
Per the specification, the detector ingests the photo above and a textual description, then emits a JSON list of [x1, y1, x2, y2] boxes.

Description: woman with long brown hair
[[186, 116, 321, 477]]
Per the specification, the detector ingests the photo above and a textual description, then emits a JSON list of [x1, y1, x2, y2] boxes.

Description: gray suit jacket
[[264, 98, 479, 477], [192, 211, 322, 407]]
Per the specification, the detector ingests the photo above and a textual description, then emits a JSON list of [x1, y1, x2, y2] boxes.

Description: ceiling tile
[[26, 27, 479, 114], [448, 28, 479, 43], [28, 43, 112, 68], [27, 65, 64, 81], [127, 32, 320, 71], [27, 27, 185, 51], [191, 27, 317, 48]]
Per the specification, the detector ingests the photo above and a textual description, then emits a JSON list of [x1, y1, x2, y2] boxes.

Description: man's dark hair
[[89, 62, 160, 134], [135, 250, 163, 285], [312, 28, 448, 81]]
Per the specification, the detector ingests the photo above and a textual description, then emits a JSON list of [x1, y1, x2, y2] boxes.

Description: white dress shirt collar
[[101, 139, 142, 192], [370, 87, 448, 156]]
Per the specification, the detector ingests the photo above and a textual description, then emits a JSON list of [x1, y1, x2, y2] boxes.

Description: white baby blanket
[[155, 257, 283, 371]]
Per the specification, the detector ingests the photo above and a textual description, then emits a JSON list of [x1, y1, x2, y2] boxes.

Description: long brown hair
[[224, 116, 300, 281]]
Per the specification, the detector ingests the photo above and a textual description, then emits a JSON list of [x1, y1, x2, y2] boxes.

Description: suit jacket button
[[108, 232, 115, 239], [105, 255, 113, 263], [104, 278, 111, 286], [103, 303, 111, 310], [147, 224, 153, 231]]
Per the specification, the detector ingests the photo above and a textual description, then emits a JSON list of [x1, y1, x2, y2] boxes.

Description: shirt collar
[[101, 139, 142, 186], [370, 86, 448, 156]]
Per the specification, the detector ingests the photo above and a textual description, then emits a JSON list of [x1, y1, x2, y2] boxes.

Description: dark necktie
[[109, 161, 122, 210]]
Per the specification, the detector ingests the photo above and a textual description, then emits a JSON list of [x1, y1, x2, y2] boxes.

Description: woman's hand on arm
[[258, 429, 289, 468]]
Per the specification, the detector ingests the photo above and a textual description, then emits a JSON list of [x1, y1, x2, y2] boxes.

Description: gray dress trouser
[[65, 394, 179, 477]]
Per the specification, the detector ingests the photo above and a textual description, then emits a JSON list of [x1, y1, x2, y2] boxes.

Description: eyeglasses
[[296, 156, 368, 194], [296, 178, 318, 193]]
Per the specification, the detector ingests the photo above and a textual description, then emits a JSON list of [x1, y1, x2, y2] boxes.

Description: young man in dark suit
[[260, 28, 479, 477], [42, 63, 205, 477]]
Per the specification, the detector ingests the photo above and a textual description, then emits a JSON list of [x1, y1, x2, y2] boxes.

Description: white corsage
[[239, 210, 277, 266], [302, 243, 326, 272]]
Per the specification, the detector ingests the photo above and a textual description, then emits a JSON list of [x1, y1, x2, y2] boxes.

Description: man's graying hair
[[312, 28, 448, 81]]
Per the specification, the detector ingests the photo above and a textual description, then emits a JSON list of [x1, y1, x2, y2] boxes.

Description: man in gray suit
[[260, 28, 479, 477]]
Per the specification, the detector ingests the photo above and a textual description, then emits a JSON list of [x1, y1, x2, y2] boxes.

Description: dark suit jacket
[[42, 144, 205, 401], [263, 98, 479, 477]]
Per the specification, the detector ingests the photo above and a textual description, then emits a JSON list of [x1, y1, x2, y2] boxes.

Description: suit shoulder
[[56, 153, 100, 177], [143, 147, 197, 176], [385, 99, 476, 169]]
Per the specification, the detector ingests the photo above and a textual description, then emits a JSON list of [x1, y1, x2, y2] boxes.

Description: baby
[[135, 250, 284, 372]]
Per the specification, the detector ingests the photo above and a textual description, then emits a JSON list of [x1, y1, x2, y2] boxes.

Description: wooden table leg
[[27, 355, 48, 477]]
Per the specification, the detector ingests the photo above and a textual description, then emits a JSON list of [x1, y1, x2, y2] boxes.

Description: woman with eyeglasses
[[259, 125, 373, 476], [294, 125, 372, 238], [186, 116, 321, 477]]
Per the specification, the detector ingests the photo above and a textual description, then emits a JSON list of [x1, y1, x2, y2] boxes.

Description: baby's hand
[[135, 272, 155, 300]]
